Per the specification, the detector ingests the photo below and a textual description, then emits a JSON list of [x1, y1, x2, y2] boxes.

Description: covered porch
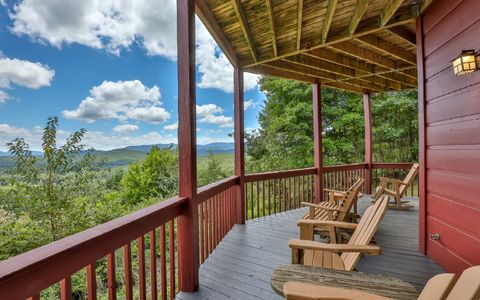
[[2, 0, 479, 299], [177, 195, 443, 300]]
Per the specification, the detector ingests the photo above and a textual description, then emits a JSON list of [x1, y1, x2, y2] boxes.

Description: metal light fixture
[[452, 50, 479, 76]]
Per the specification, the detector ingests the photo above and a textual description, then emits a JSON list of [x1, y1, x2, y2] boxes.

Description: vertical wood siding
[[421, 0, 480, 272]]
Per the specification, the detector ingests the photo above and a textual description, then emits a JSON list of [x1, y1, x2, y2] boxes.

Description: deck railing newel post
[[313, 82, 323, 203], [234, 66, 246, 224], [177, 0, 199, 292], [363, 92, 373, 194]]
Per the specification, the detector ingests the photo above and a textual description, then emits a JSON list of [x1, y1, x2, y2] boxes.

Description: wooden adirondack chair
[[283, 265, 480, 300], [372, 163, 419, 209], [289, 195, 389, 270], [301, 178, 364, 223]]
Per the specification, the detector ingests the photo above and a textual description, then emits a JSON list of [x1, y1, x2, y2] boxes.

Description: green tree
[[121, 146, 178, 204], [3, 117, 98, 243], [198, 149, 229, 186]]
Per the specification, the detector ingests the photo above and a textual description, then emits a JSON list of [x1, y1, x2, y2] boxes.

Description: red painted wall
[[420, 0, 480, 272]]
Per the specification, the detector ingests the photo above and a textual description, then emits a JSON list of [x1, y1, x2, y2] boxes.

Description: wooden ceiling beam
[[267, 60, 342, 82], [356, 34, 416, 65], [349, 0, 369, 35], [387, 26, 416, 47], [245, 64, 317, 83], [321, 0, 338, 43], [242, 5, 416, 68], [232, 0, 258, 62], [265, 0, 278, 57], [380, 0, 405, 27], [196, 0, 238, 67], [296, 0, 304, 51]]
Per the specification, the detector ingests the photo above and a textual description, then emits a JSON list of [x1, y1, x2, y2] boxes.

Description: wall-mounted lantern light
[[452, 50, 479, 76]]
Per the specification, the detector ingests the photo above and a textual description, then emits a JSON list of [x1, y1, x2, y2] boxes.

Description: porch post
[[177, 0, 199, 292], [234, 67, 246, 224], [363, 93, 372, 194], [313, 82, 323, 203]]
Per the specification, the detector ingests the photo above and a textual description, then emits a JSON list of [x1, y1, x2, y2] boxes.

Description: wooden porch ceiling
[[196, 0, 434, 94]]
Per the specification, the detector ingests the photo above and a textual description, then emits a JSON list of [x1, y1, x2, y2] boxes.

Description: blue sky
[[0, 0, 264, 151]]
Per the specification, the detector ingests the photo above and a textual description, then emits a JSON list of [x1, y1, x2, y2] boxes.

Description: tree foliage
[[246, 77, 418, 171]]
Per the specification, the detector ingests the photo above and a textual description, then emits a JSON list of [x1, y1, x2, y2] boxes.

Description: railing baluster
[[250, 182, 254, 219], [107, 252, 116, 300], [262, 180, 266, 217], [268, 179, 271, 215], [169, 220, 176, 299], [150, 230, 157, 300], [138, 236, 146, 300], [160, 225, 167, 300], [199, 202, 204, 264], [87, 263, 97, 300], [124, 243, 133, 300], [60, 276, 72, 300]]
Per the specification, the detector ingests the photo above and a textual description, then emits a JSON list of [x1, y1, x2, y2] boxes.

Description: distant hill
[[0, 143, 234, 170]]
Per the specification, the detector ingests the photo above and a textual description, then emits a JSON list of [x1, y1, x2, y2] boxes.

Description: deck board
[[177, 196, 444, 299]]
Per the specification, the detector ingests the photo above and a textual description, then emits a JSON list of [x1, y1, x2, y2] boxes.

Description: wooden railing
[[197, 176, 238, 264], [372, 163, 418, 196], [0, 163, 417, 299], [244, 167, 317, 220], [0, 196, 186, 300], [323, 163, 368, 199]]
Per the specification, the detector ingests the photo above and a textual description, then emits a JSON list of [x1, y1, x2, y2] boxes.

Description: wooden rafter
[[321, 0, 338, 43], [380, 0, 404, 26], [265, 0, 278, 56], [196, 0, 238, 67], [297, 0, 304, 51], [356, 35, 416, 65], [232, 0, 258, 62], [267, 60, 341, 81], [387, 27, 416, 47], [243, 5, 416, 68], [349, 0, 369, 35]]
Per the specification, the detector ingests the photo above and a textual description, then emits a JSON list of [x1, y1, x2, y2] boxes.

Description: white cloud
[[8, 0, 259, 93], [0, 123, 177, 151], [163, 121, 178, 131], [244, 99, 257, 111], [196, 104, 223, 117], [113, 124, 139, 133], [0, 57, 55, 102], [62, 80, 170, 124]]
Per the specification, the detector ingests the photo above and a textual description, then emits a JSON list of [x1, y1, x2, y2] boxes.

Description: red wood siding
[[420, 0, 480, 272]]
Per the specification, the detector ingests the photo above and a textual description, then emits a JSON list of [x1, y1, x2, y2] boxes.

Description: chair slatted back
[[340, 195, 389, 271], [399, 163, 419, 196], [446, 265, 480, 300], [336, 178, 364, 221]]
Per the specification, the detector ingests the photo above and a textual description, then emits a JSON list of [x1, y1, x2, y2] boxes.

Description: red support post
[[363, 93, 372, 194], [177, 0, 199, 292], [416, 16, 427, 254], [234, 67, 246, 224], [312, 82, 323, 203]]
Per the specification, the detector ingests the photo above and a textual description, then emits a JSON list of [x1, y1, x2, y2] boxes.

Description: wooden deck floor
[[177, 196, 444, 300]]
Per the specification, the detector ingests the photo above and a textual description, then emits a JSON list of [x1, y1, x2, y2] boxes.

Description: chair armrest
[[283, 282, 392, 300], [288, 239, 381, 255], [323, 188, 346, 194], [297, 219, 358, 229], [301, 202, 341, 211]]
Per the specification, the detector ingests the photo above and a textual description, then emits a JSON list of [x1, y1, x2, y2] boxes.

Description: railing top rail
[[0, 196, 187, 300], [197, 175, 239, 203], [323, 163, 368, 172], [245, 167, 317, 182], [372, 162, 415, 169]]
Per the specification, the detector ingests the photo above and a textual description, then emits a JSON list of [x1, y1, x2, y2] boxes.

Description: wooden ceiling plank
[[297, 0, 304, 51], [356, 34, 416, 65], [265, 0, 278, 57], [387, 27, 416, 47], [380, 0, 405, 26], [287, 54, 358, 78], [245, 64, 317, 83], [267, 59, 340, 81], [232, 0, 258, 62], [242, 5, 416, 68], [321, 0, 338, 43], [196, 0, 238, 67], [349, 0, 369, 35]]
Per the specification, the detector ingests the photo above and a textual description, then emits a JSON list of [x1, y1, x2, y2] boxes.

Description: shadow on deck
[[177, 196, 443, 300]]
